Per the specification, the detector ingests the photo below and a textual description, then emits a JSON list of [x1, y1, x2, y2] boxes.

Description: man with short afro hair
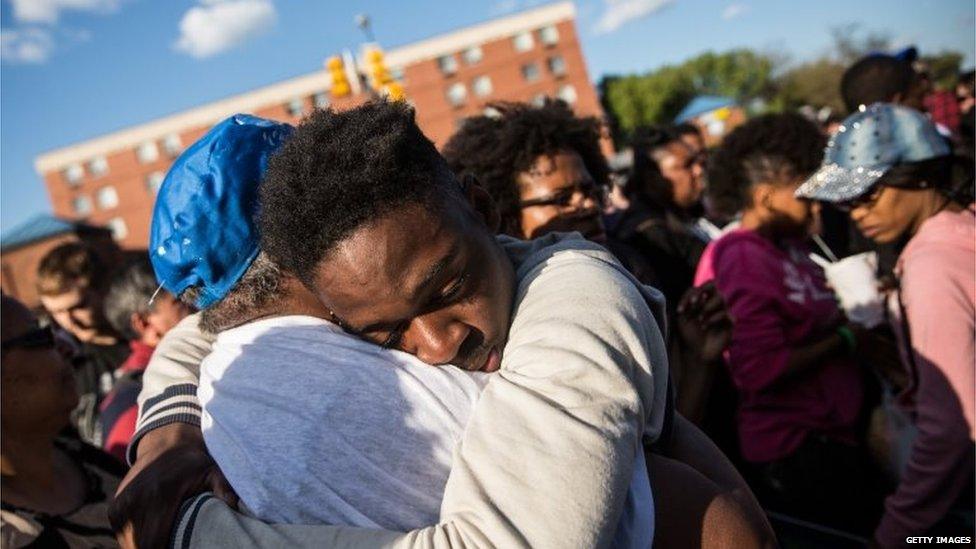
[[259, 101, 458, 287]]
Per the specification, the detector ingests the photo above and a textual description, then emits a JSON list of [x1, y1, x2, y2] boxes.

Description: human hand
[[677, 283, 733, 363], [109, 423, 237, 549]]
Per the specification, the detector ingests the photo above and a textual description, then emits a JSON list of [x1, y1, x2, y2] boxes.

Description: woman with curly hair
[[696, 112, 884, 535]]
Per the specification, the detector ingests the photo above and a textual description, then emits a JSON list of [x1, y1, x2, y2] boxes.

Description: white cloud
[[490, 0, 518, 16], [174, 0, 277, 59], [1, 28, 56, 63], [721, 3, 748, 20], [9, 0, 121, 24], [593, 0, 673, 35]]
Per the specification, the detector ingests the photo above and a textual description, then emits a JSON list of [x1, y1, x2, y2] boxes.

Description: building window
[[438, 54, 458, 75], [558, 84, 578, 105], [96, 186, 119, 210], [521, 63, 540, 82], [446, 82, 467, 107], [547, 55, 566, 77], [287, 98, 305, 118], [539, 25, 559, 46], [87, 156, 109, 178], [313, 92, 330, 110], [531, 93, 547, 107], [137, 141, 159, 164], [462, 46, 483, 65], [72, 196, 92, 216], [147, 171, 165, 195], [107, 217, 128, 241], [472, 75, 493, 98], [513, 31, 534, 52], [163, 134, 183, 157], [64, 164, 84, 185]]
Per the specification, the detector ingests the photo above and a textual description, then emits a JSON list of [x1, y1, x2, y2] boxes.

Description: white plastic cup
[[823, 252, 884, 328]]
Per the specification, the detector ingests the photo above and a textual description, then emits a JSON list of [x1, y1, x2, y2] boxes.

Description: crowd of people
[[1, 48, 973, 548]]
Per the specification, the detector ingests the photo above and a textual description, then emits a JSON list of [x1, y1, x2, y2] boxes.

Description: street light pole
[[355, 14, 375, 43]]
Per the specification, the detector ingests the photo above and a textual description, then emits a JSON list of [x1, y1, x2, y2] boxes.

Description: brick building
[[33, 1, 602, 253]]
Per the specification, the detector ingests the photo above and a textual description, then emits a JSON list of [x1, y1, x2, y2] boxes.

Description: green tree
[[600, 49, 774, 142]]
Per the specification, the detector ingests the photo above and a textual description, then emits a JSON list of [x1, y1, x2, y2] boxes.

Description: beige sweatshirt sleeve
[[174, 239, 668, 549], [127, 312, 215, 464]]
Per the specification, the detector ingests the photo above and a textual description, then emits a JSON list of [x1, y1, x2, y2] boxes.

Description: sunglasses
[[1, 325, 56, 353], [836, 184, 884, 212], [519, 181, 606, 209]]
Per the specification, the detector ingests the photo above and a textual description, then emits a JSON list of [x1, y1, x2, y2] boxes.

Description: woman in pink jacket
[[797, 103, 975, 548], [696, 113, 883, 534]]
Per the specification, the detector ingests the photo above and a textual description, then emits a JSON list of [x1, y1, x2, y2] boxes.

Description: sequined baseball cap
[[795, 103, 950, 203]]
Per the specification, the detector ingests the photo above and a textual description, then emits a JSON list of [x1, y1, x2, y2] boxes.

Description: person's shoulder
[[500, 233, 625, 282], [711, 230, 771, 263]]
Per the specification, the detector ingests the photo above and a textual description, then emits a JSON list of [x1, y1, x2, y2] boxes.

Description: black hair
[[442, 100, 609, 237], [841, 55, 915, 113], [880, 155, 975, 206], [626, 125, 684, 207], [707, 113, 825, 219], [259, 101, 459, 285], [672, 122, 702, 139]]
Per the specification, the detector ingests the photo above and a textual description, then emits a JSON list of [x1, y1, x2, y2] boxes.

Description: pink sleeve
[[713, 242, 793, 393], [693, 241, 716, 287], [875, 250, 975, 547]]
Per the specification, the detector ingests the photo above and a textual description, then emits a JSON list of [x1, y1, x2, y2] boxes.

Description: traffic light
[[326, 55, 350, 98], [364, 47, 405, 101]]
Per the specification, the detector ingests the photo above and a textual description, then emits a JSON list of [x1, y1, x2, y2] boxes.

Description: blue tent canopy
[[0, 213, 107, 251], [674, 95, 736, 124]]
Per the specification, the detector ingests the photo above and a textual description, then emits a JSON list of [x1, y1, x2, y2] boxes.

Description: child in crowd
[[696, 112, 883, 534]]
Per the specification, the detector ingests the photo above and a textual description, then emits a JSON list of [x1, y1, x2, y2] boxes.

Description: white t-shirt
[[200, 317, 653, 546], [199, 315, 488, 529]]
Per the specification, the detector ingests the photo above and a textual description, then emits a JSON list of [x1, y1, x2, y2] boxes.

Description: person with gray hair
[[99, 256, 190, 461]]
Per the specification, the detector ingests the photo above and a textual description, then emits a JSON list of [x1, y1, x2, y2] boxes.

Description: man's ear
[[462, 174, 501, 234]]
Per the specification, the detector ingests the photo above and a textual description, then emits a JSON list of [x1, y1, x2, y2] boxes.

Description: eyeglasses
[[1, 325, 56, 353], [837, 184, 884, 212], [519, 181, 605, 210]]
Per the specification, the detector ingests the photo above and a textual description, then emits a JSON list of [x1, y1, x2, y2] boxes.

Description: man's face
[[656, 141, 704, 210], [312, 199, 515, 372], [2, 300, 79, 436], [516, 150, 607, 243], [139, 292, 192, 347], [40, 285, 106, 343]]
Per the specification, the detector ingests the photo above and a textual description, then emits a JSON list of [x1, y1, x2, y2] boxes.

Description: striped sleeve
[[127, 313, 215, 465]]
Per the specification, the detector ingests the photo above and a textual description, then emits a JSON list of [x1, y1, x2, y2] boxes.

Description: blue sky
[[2, 0, 973, 234]]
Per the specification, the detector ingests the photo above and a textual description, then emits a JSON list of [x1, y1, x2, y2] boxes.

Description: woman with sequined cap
[[797, 102, 975, 548]]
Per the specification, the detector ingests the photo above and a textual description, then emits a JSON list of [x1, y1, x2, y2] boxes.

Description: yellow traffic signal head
[[326, 56, 344, 71]]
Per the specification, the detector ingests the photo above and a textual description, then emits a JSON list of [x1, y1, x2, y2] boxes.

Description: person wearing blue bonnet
[[798, 103, 975, 548], [150, 114, 293, 311]]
